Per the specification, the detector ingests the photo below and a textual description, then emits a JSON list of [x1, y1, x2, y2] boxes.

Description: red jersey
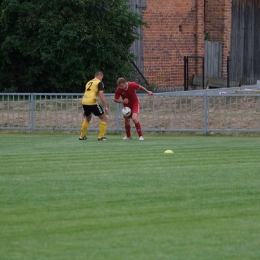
[[114, 82, 140, 108]]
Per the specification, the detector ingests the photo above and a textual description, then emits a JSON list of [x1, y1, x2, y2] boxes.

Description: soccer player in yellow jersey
[[79, 71, 109, 141]]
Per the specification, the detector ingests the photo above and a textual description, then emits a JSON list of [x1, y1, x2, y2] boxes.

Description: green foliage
[[204, 30, 211, 41], [0, 0, 145, 93]]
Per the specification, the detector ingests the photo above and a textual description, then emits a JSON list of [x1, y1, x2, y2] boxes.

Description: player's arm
[[114, 92, 128, 104], [99, 91, 109, 114], [114, 97, 128, 104], [98, 82, 109, 114], [138, 85, 153, 96]]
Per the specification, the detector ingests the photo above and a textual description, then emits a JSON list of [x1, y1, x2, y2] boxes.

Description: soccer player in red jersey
[[114, 77, 153, 140]]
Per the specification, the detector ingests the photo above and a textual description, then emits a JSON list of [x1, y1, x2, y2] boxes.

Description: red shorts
[[125, 102, 140, 118]]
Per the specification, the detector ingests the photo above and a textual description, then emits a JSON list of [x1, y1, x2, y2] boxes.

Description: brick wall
[[204, 0, 232, 76], [142, 0, 232, 88], [142, 0, 201, 88], [205, 0, 225, 41]]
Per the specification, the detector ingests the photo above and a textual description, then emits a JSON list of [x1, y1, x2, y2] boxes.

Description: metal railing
[[1, 92, 260, 133]]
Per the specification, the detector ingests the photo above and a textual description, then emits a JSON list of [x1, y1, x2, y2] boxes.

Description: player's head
[[95, 71, 104, 80], [117, 77, 127, 90]]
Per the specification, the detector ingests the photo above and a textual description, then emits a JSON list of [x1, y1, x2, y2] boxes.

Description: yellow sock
[[80, 120, 88, 138], [98, 121, 107, 138]]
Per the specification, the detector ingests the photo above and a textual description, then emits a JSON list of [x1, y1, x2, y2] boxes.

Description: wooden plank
[[230, 0, 259, 84], [192, 75, 240, 88], [257, 0, 260, 79], [254, 0, 260, 79], [207, 77, 240, 88], [204, 41, 222, 78], [192, 75, 209, 86], [129, 0, 146, 73]]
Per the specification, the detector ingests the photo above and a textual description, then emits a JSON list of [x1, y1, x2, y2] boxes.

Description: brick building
[[131, 0, 260, 89]]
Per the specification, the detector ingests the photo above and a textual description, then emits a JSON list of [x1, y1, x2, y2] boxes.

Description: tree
[[0, 0, 145, 93]]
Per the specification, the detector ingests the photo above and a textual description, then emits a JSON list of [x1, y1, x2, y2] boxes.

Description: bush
[[0, 0, 145, 93]]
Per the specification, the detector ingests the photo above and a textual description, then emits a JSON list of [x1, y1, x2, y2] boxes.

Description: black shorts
[[82, 104, 104, 117]]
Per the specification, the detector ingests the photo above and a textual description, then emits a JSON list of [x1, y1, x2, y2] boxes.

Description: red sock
[[125, 125, 131, 138], [135, 122, 143, 137]]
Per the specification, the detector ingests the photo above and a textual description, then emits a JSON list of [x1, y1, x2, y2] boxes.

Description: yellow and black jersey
[[82, 78, 105, 105]]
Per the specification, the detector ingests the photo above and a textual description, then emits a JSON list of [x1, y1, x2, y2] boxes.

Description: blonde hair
[[117, 77, 126, 85]]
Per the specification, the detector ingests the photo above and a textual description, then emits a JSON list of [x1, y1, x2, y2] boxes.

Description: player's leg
[[98, 114, 107, 140], [123, 117, 131, 139], [94, 104, 107, 140], [132, 113, 143, 140], [79, 106, 91, 140], [131, 103, 144, 140]]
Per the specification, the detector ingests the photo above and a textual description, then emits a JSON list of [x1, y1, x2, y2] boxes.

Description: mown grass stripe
[[0, 133, 260, 260]]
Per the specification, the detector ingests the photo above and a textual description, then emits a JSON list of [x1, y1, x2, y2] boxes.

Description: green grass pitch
[[1, 133, 260, 260]]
